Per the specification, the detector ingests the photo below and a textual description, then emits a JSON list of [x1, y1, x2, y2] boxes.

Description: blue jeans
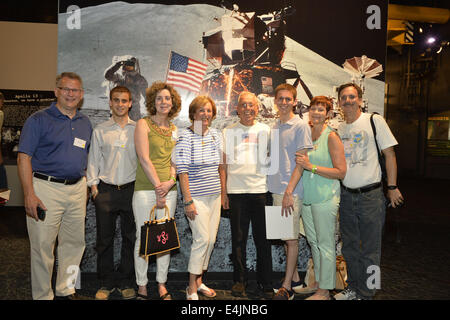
[[339, 186, 386, 299]]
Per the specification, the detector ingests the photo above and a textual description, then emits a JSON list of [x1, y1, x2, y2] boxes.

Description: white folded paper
[[0, 189, 10, 201], [265, 206, 295, 239]]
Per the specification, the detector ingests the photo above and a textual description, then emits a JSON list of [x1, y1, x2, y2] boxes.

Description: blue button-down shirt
[[18, 102, 93, 179]]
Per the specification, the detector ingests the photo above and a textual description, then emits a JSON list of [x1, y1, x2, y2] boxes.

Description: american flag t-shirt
[[166, 51, 207, 93]]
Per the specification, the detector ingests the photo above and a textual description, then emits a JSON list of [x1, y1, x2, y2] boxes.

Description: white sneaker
[[334, 288, 359, 300]]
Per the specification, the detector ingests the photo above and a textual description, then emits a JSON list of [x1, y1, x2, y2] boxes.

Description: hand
[[91, 185, 99, 200], [24, 193, 46, 222], [185, 203, 198, 221], [156, 194, 166, 209], [387, 188, 404, 208], [155, 181, 173, 198], [281, 192, 294, 217], [295, 152, 311, 170], [222, 193, 229, 210]]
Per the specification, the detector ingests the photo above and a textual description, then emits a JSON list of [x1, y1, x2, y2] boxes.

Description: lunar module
[[199, 5, 312, 117]]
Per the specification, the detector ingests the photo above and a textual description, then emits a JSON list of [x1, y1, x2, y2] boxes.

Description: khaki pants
[[26, 177, 87, 300], [272, 193, 305, 239]]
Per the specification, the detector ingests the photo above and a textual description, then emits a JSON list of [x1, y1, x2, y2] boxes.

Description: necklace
[[149, 117, 173, 137]]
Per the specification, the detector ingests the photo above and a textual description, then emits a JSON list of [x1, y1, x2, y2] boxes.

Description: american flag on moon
[[166, 51, 207, 93]]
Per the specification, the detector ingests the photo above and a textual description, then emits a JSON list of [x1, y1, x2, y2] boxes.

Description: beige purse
[[335, 255, 348, 290], [305, 255, 348, 290]]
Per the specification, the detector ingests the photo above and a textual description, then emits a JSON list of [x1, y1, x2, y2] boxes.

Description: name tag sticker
[[73, 137, 86, 149], [114, 140, 126, 148]]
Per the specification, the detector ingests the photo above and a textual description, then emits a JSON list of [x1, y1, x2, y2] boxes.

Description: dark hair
[[310, 96, 333, 112], [146, 82, 181, 120], [337, 83, 363, 99], [110, 86, 131, 101], [56, 72, 83, 88], [188, 95, 217, 122], [0, 92, 4, 102], [274, 83, 297, 100]]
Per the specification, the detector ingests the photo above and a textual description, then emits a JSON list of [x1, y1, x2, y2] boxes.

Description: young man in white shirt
[[87, 86, 137, 300]]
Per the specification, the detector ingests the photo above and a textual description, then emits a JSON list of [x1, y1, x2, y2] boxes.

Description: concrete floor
[[1, 177, 449, 300]]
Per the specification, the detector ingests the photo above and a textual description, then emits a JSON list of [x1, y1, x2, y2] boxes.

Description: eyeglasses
[[339, 94, 357, 101], [57, 87, 83, 94], [239, 103, 255, 107]]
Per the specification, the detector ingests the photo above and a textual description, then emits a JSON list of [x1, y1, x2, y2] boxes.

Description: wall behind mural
[[57, 0, 388, 273]]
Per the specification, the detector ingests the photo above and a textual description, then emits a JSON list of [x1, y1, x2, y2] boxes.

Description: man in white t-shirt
[[335, 83, 403, 300], [220, 91, 272, 298]]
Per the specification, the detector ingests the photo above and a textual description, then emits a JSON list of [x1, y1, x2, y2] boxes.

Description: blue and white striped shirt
[[175, 128, 222, 197]]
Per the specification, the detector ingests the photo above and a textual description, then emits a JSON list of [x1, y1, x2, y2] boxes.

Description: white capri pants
[[132, 190, 177, 286], [188, 193, 221, 275]]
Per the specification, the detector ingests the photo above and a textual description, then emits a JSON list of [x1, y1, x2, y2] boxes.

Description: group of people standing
[[17, 71, 403, 301]]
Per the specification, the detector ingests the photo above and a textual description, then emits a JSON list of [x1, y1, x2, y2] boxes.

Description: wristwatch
[[184, 199, 194, 206], [387, 185, 398, 190]]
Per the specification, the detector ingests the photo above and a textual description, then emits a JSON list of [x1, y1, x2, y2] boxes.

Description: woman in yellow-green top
[[133, 82, 181, 300], [295, 96, 347, 300]]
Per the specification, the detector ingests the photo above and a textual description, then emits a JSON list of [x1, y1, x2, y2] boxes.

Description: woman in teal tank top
[[132, 82, 181, 300], [296, 96, 347, 300]]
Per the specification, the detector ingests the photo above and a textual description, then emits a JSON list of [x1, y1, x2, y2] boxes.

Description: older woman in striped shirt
[[174, 95, 222, 300]]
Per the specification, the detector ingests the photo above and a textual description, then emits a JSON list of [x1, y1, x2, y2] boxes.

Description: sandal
[[136, 293, 150, 300], [306, 292, 331, 300], [186, 287, 199, 300], [197, 283, 216, 298], [160, 292, 172, 300]]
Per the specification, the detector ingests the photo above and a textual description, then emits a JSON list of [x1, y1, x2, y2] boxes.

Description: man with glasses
[[334, 83, 403, 300], [220, 91, 273, 298], [18, 72, 92, 300]]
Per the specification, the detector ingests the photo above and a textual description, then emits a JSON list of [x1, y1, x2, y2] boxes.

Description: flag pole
[[165, 50, 173, 82]]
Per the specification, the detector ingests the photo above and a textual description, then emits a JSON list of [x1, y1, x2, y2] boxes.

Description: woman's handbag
[[335, 255, 348, 290], [304, 255, 348, 290], [139, 205, 180, 258]]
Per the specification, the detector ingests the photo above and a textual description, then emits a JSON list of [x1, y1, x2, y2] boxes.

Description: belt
[[100, 180, 135, 190], [341, 182, 381, 194], [33, 172, 82, 185]]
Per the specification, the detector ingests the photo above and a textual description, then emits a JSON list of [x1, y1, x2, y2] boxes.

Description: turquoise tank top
[[302, 126, 340, 205]]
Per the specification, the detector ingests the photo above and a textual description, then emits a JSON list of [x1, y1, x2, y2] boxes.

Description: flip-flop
[[186, 287, 199, 300], [197, 283, 216, 298], [136, 293, 150, 300]]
